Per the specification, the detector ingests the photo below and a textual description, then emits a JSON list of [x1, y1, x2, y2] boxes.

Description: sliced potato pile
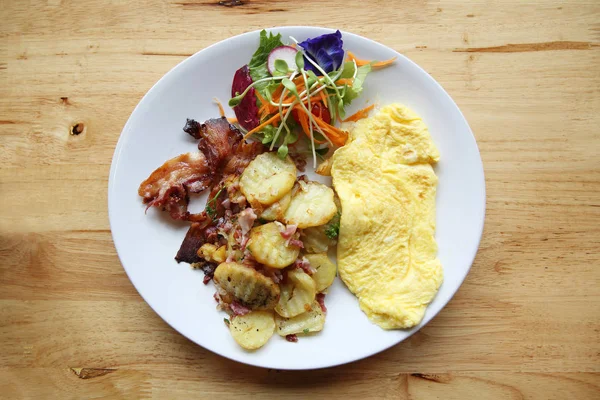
[[247, 222, 300, 269], [217, 151, 343, 349], [229, 311, 275, 350], [213, 262, 280, 310], [275, 268, 317, 318], [275, 301, 325, 336], [240, 152, 296, 206], [305, 253, 336, 292], [284, 181, 337, 228]]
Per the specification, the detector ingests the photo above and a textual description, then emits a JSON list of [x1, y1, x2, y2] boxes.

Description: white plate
[[108, 26, 485, 370]]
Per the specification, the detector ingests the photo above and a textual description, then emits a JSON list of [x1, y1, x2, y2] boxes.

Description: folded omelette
[[331, 104, 443, 329]]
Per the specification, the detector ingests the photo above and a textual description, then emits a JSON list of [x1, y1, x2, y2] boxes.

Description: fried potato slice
[[240, 152, 296, 206], [247, 222, 300, 269], [301, 225, 333, 253], [229, 310, 275, 350], [305, 253, 336, 292], [260, 191, 292, 221], [275, 269, 317, 318], [283, 181, 337, 228], [213, 262, 280, 310], [275, 301, 325, 336]]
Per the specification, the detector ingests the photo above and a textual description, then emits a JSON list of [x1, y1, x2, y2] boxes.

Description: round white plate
[[109, 26, 485, 370]]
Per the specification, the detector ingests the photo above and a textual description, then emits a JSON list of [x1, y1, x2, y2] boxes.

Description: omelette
[[331, 104, 443, 329]]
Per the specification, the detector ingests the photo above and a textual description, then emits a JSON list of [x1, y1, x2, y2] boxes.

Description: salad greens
[[229, 29, 395, 167], [248, 31, 285, 92]]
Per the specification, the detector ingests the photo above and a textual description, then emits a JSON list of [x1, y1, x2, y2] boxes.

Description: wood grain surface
[[1, 0, 599, 398]]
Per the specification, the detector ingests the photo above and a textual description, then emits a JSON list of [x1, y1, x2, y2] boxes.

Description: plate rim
[[108, 26, 486, 370]]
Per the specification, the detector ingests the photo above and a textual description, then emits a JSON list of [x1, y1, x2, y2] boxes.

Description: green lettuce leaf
[[338, 61, 356, 79], [249, 30, 284, 93], [342, 64, 372, 105]]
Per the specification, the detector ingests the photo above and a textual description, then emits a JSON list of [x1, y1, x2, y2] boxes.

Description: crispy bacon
[[316, 293, 327, 313], [197, 118, 242, 170], [289, 152, 307, 172], [139, 118, 247, 221], [138, 152, 212, 220], [289, 238, 304, 249], [140, 116, 267, 264], [260, 267, 283, 284], [175, 224, 219, 264], [230, 301, 251, 316], [223, 140, 265, 176], [183, 118, 201, 139], [279, 224, 298, 240], [238, 208, 257, 235], [294, 256, 315, 275], [285, 334, 299, 343]]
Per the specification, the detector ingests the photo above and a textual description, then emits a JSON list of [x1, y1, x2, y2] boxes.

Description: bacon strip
[[316, 293, 327, 313], [230, 301, 251, 316], [175, 223, 214, 264], [138, 152, 212, 220], [197, 118, 243, 170], [138, 118, 245, 221]]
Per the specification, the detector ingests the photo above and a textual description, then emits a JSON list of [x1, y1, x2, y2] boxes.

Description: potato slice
[[240, 152, 297, 206], [213, 262, 280, 310], [247, 222, 300, 269], [260, 191, 292, 221], [229, 310, 275, 350], [283, 181, 338, 229], [305, 253, 336, 292], [275, 269, 317, 318], [315, 157, 333, 176], [197, 243, 227, 264], [301, 225, 333, 253], [275, 301, 325, 336]]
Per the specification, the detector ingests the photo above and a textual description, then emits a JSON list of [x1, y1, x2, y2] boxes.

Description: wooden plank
[[0, 0, 599, 397]]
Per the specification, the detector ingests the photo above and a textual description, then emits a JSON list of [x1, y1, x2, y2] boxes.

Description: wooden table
[[1, 1, 599, 398]]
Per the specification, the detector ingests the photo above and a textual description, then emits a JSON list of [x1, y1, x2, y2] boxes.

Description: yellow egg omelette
[[331, 104, 443, 329]]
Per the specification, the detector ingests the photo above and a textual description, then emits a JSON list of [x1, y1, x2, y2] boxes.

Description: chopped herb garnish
[[224, 318, 230, 326], [324, 210, 341, 239], [206, 205, 216, 219], [205, 187, 224, 219], [303, 328, 310, 334], [325, 222, 340, 239]]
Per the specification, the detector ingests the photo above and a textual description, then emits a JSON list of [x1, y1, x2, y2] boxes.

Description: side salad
[[228, 30, 394, 167]]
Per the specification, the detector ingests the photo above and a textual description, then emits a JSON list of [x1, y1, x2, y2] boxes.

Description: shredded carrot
[[301, 94, 326, 107], [213, 98, 226, 117], [255, 91, 277, 118], [343, 104, 375, 122], [271, 85, 284, 100], [347, 51, 397, 68], [296, 106, 310, 133], [319, 90, 328, 108], [335, 78, 354, 86], [227, 117, 238, 124], [346, 51, 368, 66], [311, 114, 348, 146], [243, 113, 281, 139], [371, 58, 397, 68], [293, 105, 327, 144], [255, 90, 268, 107]]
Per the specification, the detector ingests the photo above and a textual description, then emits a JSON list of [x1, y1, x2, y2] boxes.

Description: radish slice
[[267, 46, 299, 75]]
